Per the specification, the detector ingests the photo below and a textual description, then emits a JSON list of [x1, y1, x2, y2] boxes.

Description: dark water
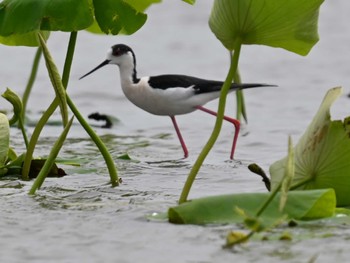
[[1, 1, 350, 262]]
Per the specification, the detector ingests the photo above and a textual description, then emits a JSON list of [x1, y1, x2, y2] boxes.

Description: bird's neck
[[118, 56, 139, 88]]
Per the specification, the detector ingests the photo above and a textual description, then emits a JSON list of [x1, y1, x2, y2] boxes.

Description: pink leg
[[196, 105, 240, 160], [170, 116, 189, 158]]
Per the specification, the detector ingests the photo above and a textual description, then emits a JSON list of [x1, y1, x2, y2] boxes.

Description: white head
[[80, 44, 137, 80]]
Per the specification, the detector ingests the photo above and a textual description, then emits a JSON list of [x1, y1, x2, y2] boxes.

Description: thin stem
[[18, 117, 29, 149], [21, 47, 42, 124], [178, 40, 242, 204], [63, 31, 118, 185], [61, 32, 77, 88], [22, 32, 77, 180], [22, 32, 118, 186], [255, 183, 281, 217], [29, 117, 74, 195], [254, 177, 312, 218], [236, 90, 243, 121], [234, 68, 247, 123], [246, 163, 311, 241], [22, 99, 59, 180], [58, 31, 118, 185], [66, 95, 119, 186]]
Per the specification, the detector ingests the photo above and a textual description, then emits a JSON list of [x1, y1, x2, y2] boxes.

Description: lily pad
[[270, 87, 350, 206], [168, 189, 335, 225], [209, 0, 324, 55]]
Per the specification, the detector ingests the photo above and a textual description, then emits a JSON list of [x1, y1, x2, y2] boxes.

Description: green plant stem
[[21, 47, 42, 124], [61, 32, 77, 88], [29, 117, 74, 195], [22, 31, 119, 185], [38, 33, 68, 127], [255, 177, 313, 218], [66, 95, 119, 186], [63, 32, 118, 185], [255, 183, 281, 217], [17, 117, 28, 149], [21, 32, 78, 180], [234, 69, 247, 123], [178, 40, 242, 204], [22, 99, 58, 180]]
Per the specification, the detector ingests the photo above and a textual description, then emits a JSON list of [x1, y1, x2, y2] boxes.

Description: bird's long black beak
[[79, 59, 111, 80]]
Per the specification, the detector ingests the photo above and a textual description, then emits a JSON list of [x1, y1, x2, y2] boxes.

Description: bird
[[80, 44, 272, 159]]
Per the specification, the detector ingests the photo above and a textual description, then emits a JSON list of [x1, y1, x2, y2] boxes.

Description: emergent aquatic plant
[[270, 87, 350, 207], [179, 0, 325, 204], [0, 0, 194, 192], [170, 0, 326, 248]]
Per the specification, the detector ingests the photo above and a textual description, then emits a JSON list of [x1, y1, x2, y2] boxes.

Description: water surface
[[1, 1, 350, 262]]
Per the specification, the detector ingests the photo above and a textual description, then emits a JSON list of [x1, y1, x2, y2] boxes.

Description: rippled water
[[1, 1, 350, 262]]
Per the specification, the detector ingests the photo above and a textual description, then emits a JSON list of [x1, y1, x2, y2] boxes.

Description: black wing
[[148, 74, 224, 94], [148, 74, 273, 94]]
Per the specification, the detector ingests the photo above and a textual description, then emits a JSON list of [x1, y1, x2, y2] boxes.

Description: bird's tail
[[230, 83, 277, 90]]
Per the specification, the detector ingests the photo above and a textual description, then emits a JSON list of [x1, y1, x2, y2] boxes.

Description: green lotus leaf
[[0, 31, 49, 46], [209, 0, 324, 55], [182, 0, 196, 4], [0, 0, 163, 45], [93, 0, 147, 35], [0, 0, 93, 36], [124, 0, 162, 12], [270, 87, 350, 207], [168, 189, 335, 225]]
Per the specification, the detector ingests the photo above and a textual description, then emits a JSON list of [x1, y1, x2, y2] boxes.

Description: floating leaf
[[116, 153, 132, 160], [168, 189, 335, 225], [270, 87, 350, 207], [209, 0, 324, 55]]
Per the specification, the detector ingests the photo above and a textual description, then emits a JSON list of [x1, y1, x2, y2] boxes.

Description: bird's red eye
[[113, 49, 120, 56]]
